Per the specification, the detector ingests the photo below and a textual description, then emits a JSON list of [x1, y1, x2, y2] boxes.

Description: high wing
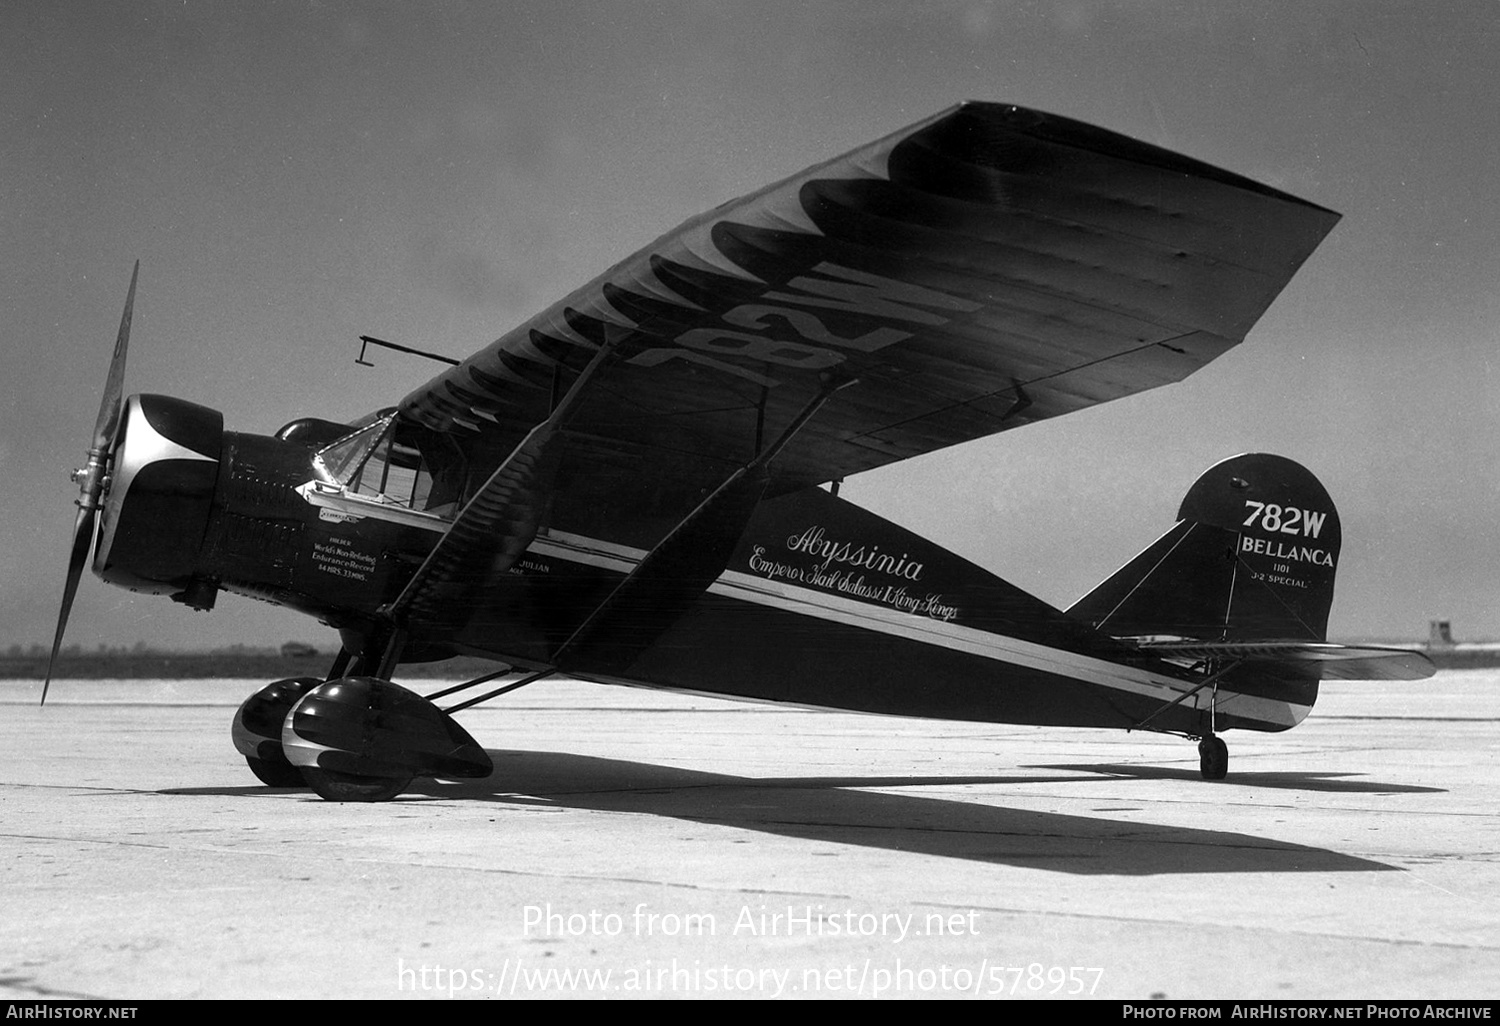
[[398, 102, 1339, 546]]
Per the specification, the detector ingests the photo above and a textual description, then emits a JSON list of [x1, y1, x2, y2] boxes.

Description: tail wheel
[[300, 767, 414, 803], [1198, 735, 1229, 780]]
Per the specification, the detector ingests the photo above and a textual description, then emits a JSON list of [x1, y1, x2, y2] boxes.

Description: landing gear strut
[[1131, 656, 1238, 780], [1197, 667, 1228, 780]]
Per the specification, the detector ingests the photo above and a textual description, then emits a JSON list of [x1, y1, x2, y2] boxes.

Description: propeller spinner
[[42, 261, 139, 704]]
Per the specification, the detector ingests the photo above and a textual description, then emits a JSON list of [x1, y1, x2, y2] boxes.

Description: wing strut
[[360, 338, 620, 679], [554, 375, 858, 676]]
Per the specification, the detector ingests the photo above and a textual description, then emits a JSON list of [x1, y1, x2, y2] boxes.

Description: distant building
[[1421, 619, 1500, 667], [280, 641, 319, 658]]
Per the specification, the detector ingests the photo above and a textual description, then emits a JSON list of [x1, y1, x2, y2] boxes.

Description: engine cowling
[[93, 394, 223, 606]]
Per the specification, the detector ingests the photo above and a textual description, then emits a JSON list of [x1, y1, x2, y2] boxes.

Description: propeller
[[41, 261, 139, 705]]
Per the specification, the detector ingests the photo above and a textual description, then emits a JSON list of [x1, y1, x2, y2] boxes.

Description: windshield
[[312, 414, 394, 484], [311, 413, 468, 516]]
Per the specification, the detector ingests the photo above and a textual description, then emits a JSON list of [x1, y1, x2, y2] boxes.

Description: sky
[[4, 0, 1498, 653]]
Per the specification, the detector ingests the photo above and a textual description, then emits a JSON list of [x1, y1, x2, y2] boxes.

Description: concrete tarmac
[[1, 671, 1497, 1000]]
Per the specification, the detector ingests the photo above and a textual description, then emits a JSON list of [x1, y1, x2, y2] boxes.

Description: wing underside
[[398, 102, 1341, 540]]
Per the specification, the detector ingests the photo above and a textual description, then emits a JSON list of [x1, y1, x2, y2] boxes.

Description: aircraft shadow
[[376, 748, 1398, 876], [164, 750, 1411, 874], [1031, 764, 1446, 794]]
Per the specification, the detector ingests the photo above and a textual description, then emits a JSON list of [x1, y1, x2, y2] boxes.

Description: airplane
[[43, 102, 1435, 802]]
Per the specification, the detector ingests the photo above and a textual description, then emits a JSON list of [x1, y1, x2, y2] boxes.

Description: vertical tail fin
[[1067, 454, 1341, 642]]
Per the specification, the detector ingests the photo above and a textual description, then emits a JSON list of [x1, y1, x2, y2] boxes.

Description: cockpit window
[[313, 415, 393, 484], [311, 413, 467, 516]]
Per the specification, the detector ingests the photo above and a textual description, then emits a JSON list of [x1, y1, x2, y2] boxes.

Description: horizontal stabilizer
[[1138, 640, 1436, 682]]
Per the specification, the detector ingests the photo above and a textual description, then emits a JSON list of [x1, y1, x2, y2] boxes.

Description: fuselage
[[92, 395, 1311, 737]]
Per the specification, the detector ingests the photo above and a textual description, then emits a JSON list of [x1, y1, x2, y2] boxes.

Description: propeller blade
[[45, 260, 139, 706], [90, 260, 138, 454], [42, 506, 98, 706]]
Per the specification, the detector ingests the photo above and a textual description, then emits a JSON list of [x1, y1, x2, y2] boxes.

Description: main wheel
[[245, 755, 306, 788], [1198, 735, 1229, 780], [282, 677, 491, 802], [300, 766, 414, 803], [231, 677, 323, 787]]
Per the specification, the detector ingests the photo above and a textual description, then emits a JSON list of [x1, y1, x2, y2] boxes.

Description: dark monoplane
[[45, 103, 1433, 800]]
